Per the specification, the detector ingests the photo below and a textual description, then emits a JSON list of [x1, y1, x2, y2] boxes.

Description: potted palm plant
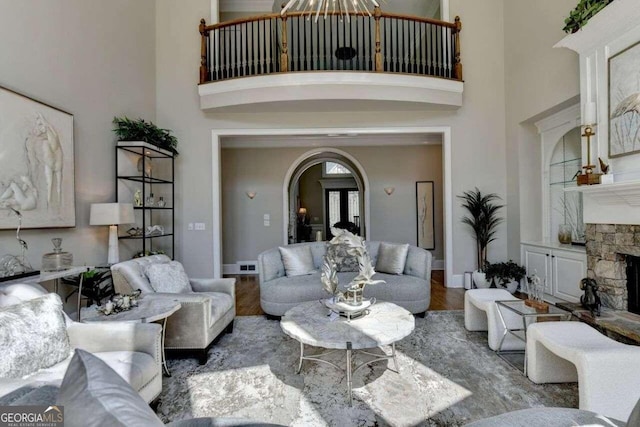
[[459, 188, 503, 288], [485, 260, 526, 294]]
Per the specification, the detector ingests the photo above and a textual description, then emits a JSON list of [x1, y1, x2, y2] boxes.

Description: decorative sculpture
[[321, 228, 385, 306], [580, 277, 602, 317]]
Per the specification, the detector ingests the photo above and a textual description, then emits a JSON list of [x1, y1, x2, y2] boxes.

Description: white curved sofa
[[258, 241, 432, 317]]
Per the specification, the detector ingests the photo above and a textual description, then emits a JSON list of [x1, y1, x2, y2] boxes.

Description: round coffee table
[[281, 300, 415, 405], [81, 297, 181, 377]]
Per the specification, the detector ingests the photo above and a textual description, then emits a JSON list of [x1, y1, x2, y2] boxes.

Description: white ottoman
[[527, 321, 640, 421], [464, 288, 525, 351]]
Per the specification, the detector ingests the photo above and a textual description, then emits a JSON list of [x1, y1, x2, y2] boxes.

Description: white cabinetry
[[521, 243, 586, 303]]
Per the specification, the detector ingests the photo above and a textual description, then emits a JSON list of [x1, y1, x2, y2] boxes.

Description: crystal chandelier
[[281, 0, 381, 22]]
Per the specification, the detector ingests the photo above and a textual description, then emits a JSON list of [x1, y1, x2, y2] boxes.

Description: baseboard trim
[[433, 259, 444, 270], [448, 273, 464, 288]]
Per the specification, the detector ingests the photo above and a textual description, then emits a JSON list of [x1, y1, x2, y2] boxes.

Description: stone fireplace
[[585, 224, 640, 312]]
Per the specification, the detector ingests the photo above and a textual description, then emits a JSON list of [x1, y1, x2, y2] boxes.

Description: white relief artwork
[[0, 87, 75, 229], [29, 113, 64, 206]]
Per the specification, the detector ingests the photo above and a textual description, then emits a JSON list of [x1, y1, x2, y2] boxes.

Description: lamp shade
[[90, 203, 135, 226]]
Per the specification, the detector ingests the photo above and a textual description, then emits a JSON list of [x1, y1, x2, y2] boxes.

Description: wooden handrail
[[204, 9, 458, 32]]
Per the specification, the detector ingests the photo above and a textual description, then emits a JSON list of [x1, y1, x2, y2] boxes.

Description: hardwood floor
[[227, 269, 465, 316]]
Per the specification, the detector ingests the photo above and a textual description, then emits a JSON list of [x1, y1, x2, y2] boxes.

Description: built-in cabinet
[[116, 142, 175, 259], [521, 242, 586, 303]]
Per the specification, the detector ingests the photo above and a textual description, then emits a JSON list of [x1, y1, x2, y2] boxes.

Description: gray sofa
[[258, 241, 432, 317]]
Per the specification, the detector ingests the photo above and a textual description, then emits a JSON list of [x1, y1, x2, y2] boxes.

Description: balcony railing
[[199, 8, 462, 84]]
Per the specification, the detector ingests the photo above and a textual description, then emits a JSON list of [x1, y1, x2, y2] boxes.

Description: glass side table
[[495, 300, 572, 374]]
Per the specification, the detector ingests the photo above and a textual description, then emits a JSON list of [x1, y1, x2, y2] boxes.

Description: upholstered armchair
[[110, 255, 236, 364]]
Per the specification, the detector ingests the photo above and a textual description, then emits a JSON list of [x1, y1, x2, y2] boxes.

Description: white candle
[[583, 101, 596, 125], [316, 230, 323, 241]]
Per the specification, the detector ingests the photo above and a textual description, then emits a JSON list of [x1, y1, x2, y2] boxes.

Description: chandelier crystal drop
[[281, 0, 381, 22]]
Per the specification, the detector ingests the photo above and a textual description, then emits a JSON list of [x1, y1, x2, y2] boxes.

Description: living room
[[2, 0, 640, 425]]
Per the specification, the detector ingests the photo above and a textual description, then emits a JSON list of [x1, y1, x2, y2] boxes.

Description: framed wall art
[[416, 181, 435, 250], [609, 40, 640, 158], [0, 86, 75, 229]]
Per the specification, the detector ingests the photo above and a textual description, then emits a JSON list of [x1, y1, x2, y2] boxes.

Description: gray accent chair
[[258, 241, 432, 317], [0, 283, 162, 405], [111, 255, 236, 364]]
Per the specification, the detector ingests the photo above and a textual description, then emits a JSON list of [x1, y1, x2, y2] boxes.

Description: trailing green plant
[[458, 188, 503, 272], [563, 0, 615, 34], [485, 260, 526, 288], [112, 116, 179, 155]]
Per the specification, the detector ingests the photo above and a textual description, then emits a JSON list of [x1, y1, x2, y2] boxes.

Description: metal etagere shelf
[[116, 142, 175, 259]]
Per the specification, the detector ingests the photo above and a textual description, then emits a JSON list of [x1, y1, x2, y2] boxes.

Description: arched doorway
[[283, 148, 370, 244]]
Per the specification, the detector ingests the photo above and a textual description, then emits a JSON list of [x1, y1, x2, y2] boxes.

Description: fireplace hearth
[[585, 224, 640, 311]]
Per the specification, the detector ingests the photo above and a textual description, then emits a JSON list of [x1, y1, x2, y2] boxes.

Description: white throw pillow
[[0, 293, 71, 378], [145, 261, 192, 293], [279, 246, 316, 277], [376, 242, 410, 275]]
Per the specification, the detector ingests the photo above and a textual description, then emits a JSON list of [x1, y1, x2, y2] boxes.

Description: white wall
[[221, 145, 444, 264], [503, 0, 580, 255], [156, 0, 507, 281], [0, 0, 156, 269]]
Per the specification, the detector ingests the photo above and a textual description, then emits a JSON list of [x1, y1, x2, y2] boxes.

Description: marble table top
[[81, 297, 181, 323], [281, 300, 415, 350]]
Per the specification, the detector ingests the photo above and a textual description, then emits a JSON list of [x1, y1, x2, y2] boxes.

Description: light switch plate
[[188, 223, 194, 230], [195, 223, 206, 231]]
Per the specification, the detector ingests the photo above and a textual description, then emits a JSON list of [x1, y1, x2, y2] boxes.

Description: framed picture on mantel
[[609, 40, 640, 158], [416, 181, 435, 250], [0, 86, 75, 229]]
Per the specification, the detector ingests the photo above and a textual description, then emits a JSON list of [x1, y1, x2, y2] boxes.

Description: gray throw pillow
[[145, 261, 192, 293], [326, 243, 359, 272], [0, 293, 71, 379], [279, 246, 316, 277], [56, 349, 163, 427], [375, 242, 409, 275]]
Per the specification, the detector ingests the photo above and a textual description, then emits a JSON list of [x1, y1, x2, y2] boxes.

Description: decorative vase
[[472, 270, 490, 288], [42, 238, 73, 272], [505, 280, 519, 294], [558, 224, 572, 244]]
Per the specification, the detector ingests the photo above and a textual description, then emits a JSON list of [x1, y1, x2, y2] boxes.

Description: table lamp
[[90, 203, 135, 264]]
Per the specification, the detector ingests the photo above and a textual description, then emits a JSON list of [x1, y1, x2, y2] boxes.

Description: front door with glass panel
[[326, 189, 360, 239]]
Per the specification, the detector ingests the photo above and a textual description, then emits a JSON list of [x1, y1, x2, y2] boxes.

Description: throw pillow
[[145, 261, 192, 293], [57, 349, 163, 427], [0, 293, 71, 379], [326, 243, 359, 272], [279, 246, 316, 277], [375, 242, 410, 275]]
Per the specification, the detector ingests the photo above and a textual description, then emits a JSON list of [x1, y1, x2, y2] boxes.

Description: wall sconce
[[246, 191, 257, 199], [384, 186, 395, 196]]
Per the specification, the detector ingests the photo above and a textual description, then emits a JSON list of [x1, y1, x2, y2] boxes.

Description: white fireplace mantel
[[567, 181, 640, 225]]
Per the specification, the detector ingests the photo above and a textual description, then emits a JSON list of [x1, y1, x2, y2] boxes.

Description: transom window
[[324, 162, 352, 176]]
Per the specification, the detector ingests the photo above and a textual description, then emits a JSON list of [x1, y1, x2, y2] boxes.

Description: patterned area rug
[[157, 311, 577, 426]]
